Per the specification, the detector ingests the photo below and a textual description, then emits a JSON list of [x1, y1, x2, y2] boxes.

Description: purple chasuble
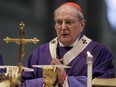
[[0, 54, 4, 73], [21, 36, 115, 87]]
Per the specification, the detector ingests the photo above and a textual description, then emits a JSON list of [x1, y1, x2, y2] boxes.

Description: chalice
[[33, 65, 71, 87], [43, 66, 57, 87]]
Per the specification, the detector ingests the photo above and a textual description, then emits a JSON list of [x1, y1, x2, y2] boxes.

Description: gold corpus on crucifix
[[3, 21, 39, 87]]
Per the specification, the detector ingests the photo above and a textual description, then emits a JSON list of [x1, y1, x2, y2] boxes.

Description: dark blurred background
[[0, 0, 116, 74]]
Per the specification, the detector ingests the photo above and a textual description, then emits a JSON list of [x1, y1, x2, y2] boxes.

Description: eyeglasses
[[55, 19, 82, 27], [55, 19, 77, 26]]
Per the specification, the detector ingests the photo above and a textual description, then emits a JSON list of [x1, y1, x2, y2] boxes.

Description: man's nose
[[61, 22, 67, 29]]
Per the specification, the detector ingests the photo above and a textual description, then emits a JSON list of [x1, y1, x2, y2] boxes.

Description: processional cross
[[3, 21, 39, 86]]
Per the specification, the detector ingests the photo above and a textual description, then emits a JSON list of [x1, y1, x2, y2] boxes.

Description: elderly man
[[21, 2, 115, 87]]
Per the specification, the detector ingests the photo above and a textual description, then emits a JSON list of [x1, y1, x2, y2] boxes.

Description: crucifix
[[3, 21, 39, 86]]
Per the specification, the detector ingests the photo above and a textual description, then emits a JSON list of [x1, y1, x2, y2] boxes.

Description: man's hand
[[52, 59, 67, 85]]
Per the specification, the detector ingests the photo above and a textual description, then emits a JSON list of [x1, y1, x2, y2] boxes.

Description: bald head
[[61, 2, 83, 15], [54, 2, 84, 21]]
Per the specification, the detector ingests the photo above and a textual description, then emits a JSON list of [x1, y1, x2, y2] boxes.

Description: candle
[[87, 51, 93, 87]]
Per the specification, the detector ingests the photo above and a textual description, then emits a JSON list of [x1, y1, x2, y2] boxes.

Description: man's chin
[[60, 39, 71, 45], [61, 39, 70, 42]]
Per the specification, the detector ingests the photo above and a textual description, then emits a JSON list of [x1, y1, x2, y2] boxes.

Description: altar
[[92, 78, 116, 87]]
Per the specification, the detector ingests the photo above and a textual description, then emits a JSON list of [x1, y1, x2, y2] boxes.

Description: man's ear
[[80, 20, 86, 32]]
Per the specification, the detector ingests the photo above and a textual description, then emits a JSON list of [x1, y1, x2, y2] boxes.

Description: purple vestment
[[0, 54, 4, 72], [21, 35, 115, 87]]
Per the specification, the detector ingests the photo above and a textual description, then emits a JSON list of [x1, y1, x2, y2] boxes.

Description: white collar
[[49, 35, 92, 65]]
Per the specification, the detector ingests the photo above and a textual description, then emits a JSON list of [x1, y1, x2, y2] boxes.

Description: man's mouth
[[62, 34, 68, 36]]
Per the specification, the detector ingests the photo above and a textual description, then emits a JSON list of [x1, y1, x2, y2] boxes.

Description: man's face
[[54, 5, 85, 46]]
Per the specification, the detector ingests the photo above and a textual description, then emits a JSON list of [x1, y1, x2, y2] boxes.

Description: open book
[[92, 78, 116, 87]]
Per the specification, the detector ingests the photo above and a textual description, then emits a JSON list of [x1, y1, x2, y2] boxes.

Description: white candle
[[87, 51, 93, 87]]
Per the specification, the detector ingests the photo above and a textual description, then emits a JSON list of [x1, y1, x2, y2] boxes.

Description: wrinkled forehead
[[55, 5, 78, 15]]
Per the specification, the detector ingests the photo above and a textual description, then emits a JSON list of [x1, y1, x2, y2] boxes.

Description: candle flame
[[87, 51, 93, 62], [87, 51, 93, 57]]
